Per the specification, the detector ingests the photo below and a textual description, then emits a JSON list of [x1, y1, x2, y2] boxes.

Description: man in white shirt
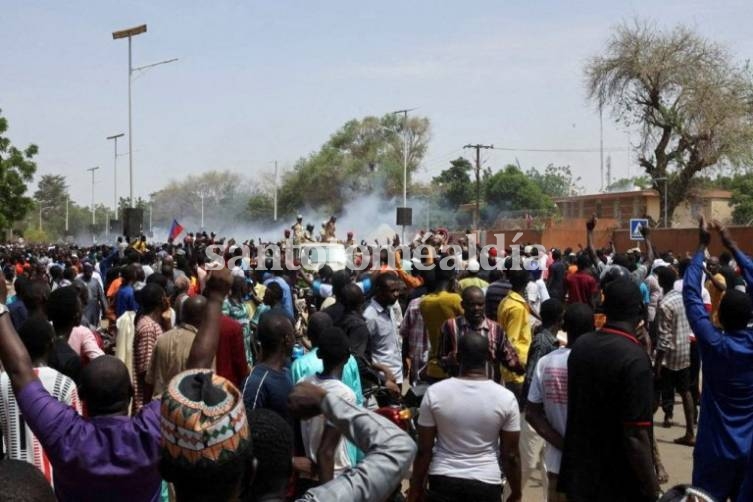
[[301, 327, 357, 482], [526, 303, 594, 502], [408, 332, 522, 502]]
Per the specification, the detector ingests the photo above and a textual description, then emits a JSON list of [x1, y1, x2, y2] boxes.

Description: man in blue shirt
[[114, 265, 139, 317], [683, 217, 753, 502], [262, 258, 294, 320]]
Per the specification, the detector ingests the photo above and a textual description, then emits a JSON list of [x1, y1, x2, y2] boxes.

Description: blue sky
[[2, 0, 752, 207]]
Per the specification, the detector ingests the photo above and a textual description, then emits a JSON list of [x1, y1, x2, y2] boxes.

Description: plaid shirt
[[400, 297, 428, 384], [438, 315, 523, 380], [657, 289, 692, 371]]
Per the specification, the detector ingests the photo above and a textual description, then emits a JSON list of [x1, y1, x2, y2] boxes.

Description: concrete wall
[[612, 226, 753, 256]]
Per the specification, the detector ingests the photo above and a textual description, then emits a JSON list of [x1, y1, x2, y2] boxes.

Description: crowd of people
[[0, 214, 751, 502]]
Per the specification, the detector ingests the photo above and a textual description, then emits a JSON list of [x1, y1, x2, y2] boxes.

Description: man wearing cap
[[459, 259, 489, 292]]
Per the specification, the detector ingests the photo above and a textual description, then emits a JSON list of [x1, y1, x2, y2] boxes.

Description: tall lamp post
[[391, 108, 415, 243], [87, 166, 100, 226], [107, 133, 124, 220], [112, 24, 177, 208]]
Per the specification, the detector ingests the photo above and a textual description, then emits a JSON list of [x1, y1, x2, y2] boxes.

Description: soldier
[[292, 214, 304, 245], [304, 223, 316, 242], [345, 231, 355, 247], [325, 216, 337, 242]]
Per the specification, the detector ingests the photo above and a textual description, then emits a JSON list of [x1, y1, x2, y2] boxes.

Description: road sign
[[629, 218, 649, 241]]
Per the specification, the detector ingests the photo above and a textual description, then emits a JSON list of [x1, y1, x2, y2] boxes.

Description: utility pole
[[65, 195, 69, 233], [463, 143, 493, 231], [273, 160, 278, 222], [599, 99, 604, 192], [200, 191, 205, 229], [107, 133, 125, 219]]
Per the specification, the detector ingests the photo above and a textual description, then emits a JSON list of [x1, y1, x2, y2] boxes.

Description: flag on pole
[[168, 219, 184, 241]]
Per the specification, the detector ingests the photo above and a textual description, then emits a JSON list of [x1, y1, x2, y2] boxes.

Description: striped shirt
[[0, 367, 81, 485], [132, 316, 163, 415], [657, 289, 692, 371], [438, 316, 523, 381], [400, 297, 427, 384]]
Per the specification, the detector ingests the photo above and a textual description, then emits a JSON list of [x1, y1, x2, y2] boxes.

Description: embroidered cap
[[160, 369, 250, 470]]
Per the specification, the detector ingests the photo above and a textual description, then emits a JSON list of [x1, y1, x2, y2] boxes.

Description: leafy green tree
[[432, 157, 473, 209], [246, 191, 275, 222], [587, 21, 753, 227], [526, 164, 583, 197], [0, 110, 38, 237], [606, 175, 652, 192], [484, 165, 554, 216], [719, 172, 753, 225], [277, 114, 431, 217]]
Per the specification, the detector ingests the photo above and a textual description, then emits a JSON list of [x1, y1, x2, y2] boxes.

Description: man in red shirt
[[216, 316, 250, 388], [564, 254, 598, 308]]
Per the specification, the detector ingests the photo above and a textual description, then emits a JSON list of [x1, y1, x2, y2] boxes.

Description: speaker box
[[122, 208, 144, 238], [396, 207, 412, 226]]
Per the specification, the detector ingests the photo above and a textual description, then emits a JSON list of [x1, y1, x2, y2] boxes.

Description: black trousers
[[427, 475, 502, 502]]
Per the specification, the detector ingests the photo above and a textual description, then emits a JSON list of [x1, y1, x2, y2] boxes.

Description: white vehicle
[[299, 242, 347, 272]]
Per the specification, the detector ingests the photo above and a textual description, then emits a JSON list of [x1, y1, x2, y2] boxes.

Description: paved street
[[521, 400, 694, 501]]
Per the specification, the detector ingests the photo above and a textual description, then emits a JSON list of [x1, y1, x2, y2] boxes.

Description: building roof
[[553, 188, 731, 204]]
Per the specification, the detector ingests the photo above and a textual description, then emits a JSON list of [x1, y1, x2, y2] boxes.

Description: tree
[[710, 172, 753, 225], [0, 110, 38, 237], [526, 164, 583, 197], [277, 114, 431, 217], [149, 171, 255, 231], [484, 165, 554, 218], [30, 175, 70, 240], [586, 21, 753, 227], [34, 174, 68, 209], [606, 175, 652, 192], [432, 157, 473, 209], [246, 191, 275, 222]]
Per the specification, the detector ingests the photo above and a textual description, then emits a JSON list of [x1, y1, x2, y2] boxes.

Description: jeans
[[427, 475, 502, 502]]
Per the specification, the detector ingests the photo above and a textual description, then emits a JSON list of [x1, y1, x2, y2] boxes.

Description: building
[[554, 189, 733, 228]]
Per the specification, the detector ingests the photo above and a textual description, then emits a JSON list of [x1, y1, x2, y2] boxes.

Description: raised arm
[[716, 220, 753, 302], [585, 215, 601, 266], [683, 217, 721, 347], [0, 309, 37, 393], [187, 269, 232, 370], [639, 225, 655, 266]]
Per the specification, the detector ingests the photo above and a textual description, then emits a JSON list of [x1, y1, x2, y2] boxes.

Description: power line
[[490, 146, 627, 153]]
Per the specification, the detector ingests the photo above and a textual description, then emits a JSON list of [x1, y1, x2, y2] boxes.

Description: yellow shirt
[[497, 291, 531, 385], [420, 291, 463, 379], [706, 273, 726, 327]]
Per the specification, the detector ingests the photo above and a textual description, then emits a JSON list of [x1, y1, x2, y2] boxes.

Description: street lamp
[[87, 166, 100, 226], [107, 133, 125, 219], [653, 176, 668, 227], [112, 24, 177, 208], [391, 108, 416, 243]]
